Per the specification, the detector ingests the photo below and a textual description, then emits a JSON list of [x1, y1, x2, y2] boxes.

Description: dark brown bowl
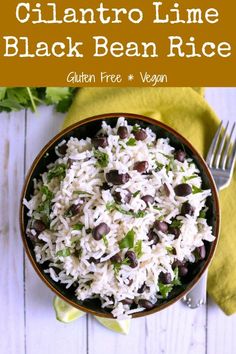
[[20, 113, 220, 318]]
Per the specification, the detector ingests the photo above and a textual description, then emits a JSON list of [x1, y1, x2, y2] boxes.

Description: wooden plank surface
[[0, 88, 236, 354], [0, 112, 26, 354]]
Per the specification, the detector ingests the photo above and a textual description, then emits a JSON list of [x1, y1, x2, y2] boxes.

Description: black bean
[[125, 250, 138, 268], [169, 227, 181, 239], [32, 220, 46, 234], [110, 252, 122, 264], [154, 221, 169, 234], [126, 278, 133, 286], [121, 298, 133, 305], [57, 143, 67, 156], [194, 245, 206, 260], [147, 229, 160, 245], [163, 183, 170, 197], [159, 272, 172, 284], [138, 283, 147, 294], [92, 135, 108, 148], [141, 195, 154, 206], [106, 170, 131, 185], [172, 260, 186, 269], [174, 183, 192, 197], [117, 126, 128, 139], [101, 182, 111, 190], [113, 189, 131, 204], [134, 161, 149, 173], [88, 257, 100, 264], [134, 129, 147, 141], [174, 150, 186, 162], [181, 202, 194, 216], [92, 222, 110, 241], [138, 299, 155, 309], [67, 203, 82, 216], [179, 266, 188, 277]]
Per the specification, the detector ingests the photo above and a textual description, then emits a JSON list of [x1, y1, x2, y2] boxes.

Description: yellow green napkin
[[63, 87, 236, 315]]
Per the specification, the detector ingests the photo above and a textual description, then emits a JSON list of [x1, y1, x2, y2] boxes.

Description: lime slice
[[53, 296, 86, 323], [94, 316, 131, 335]]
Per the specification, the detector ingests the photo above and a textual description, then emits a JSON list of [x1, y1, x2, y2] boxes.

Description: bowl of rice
[[20, 113, 220, 319]]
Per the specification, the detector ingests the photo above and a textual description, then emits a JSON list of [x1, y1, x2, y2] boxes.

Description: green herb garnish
[[155, 161, 164, 171], [159, 283, 173, 299], [47, 164, 66, 182], [172, 267, 182, 286], [94, 150, 109, 168], [166, 246, 174, 254], [74, 190, 92, 196], [199, 210, 207, 218], [192, 185, 203, 194], [119, 229, 135, 249], [113, 258, 130, 276], [56, 248, 71, 257], [134, 240, 143, 258], [72, 223, 84, 231], [106, 202, 146, 218], [133, 190, 140, 197], [0, 87, 76, 113], [102, 234, 109, 247], [126, 138, 137, 146], [132, 124, 140, 133], [36, 185, 54, 226], [170, 220, 182, 228], [182, 175, 198, 183]]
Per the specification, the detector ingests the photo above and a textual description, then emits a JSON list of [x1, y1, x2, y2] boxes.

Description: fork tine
[[206, 121, 223, 167], [221, 122, 235, 169], [227, 138, 236, 173], [215, 121, 229, 168]]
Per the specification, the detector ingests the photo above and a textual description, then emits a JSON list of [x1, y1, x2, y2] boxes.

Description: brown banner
[[0, 0, 235, 86]]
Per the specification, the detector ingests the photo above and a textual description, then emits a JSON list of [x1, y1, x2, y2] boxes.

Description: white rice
[[24, 117, 215, 319]]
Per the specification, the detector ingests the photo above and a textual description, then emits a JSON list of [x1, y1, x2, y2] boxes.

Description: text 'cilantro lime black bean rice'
[[24, 118, 215, 319]]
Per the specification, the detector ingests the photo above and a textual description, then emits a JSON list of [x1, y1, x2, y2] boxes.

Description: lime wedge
[[94, 316, 131, 335], [53, 296, 86, 323]]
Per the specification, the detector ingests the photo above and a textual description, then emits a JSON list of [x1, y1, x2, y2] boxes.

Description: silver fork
[[182, 121, 236, 309]]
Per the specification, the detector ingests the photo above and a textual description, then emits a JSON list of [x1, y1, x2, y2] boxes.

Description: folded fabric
[[63, 87, 236, 315]]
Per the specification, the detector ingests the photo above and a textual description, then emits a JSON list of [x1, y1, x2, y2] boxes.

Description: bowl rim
[[20, 112, 220, 318]]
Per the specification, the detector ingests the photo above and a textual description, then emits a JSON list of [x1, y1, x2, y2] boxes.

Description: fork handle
[[182, 272, 207, 308]]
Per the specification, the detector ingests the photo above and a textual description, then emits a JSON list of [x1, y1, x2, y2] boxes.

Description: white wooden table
[[1, 88, 236, 354]]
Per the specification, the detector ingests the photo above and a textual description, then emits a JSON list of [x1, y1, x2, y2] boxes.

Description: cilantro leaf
[[133, 190, 140, 197], [47, 164, 66, 182], [182, 175, 198, 183], [134, 240, 143, 258], [158, 283, 173, 299], [102, 234, 109, 247], [170, 219, 182, 228], [119, 229, 135, 249], [126, 138, 137, 146], [106, 202, 146, 218], [172, 267, 182, 286], [199, 210, 206, 218], [45, 87, 70, 104], [74, 190, 92, 196], [36, 185, 54, 226], [94, 150, 109, 168], [192, 185, 203, 194], [56, 248, 71, 257], [72, 223, 84, 231], [155, 161, 164, 171]]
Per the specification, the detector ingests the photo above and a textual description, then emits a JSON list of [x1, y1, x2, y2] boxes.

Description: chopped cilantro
[[134, 240, 143, 258], [182, 175, 198, 183], [132, 124, 140, 133], [56, 248, 71, 257], [106, 202, 146, 218], [133, 190, 140, 197], [119, 229, 135, 249], [170, 220, 182, 228], [155, 161, 164, 171], [94, 150, 109, 168], [199, 210, 207, 218], [47, 164, 66, 182], [192, 185, 203, 194], [74, 190, 92, 196], [102, 234, 109, 247], [126, 138, 137, 146], [72, 223, 84, 231], [36, 185, 54, 226], [166, 246, 174, 254]]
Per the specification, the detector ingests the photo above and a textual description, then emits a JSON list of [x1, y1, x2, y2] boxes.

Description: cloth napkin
[[63, 87, 236, 315]]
